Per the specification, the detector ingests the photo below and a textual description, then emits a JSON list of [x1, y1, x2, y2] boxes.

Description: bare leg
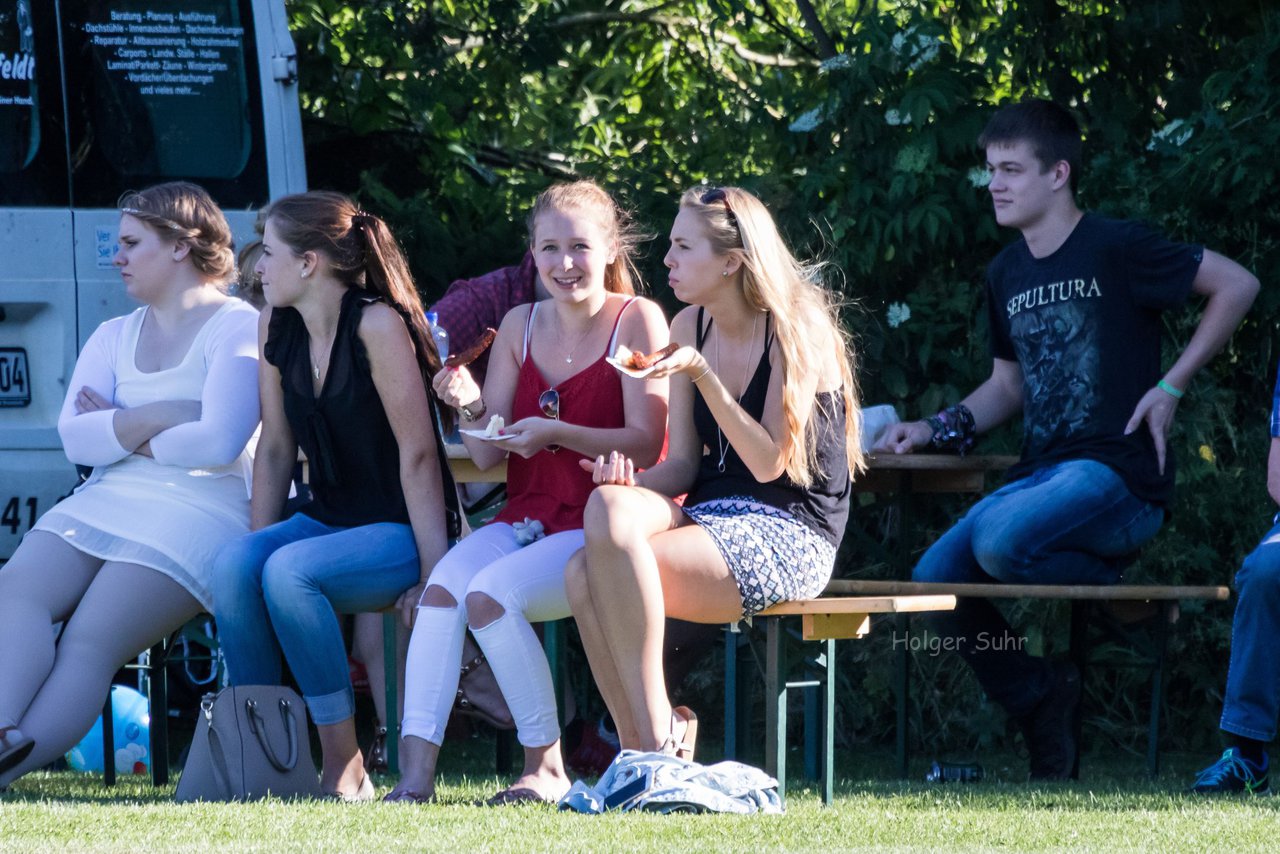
[[0, 561, 198, 786], [393, 734, 441, 801], [0, 533, 104, 731], [316, 719, 368, 797], [580, 486, 741, 750], [565, 550, 640, 747]]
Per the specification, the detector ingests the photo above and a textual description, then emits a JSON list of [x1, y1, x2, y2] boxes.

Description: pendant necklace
[[714, 312, 759, 473], [559, 310, 596, 364], [309, 335, 329, 382]]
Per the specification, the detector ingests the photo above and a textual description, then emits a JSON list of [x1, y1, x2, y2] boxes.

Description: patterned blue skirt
[[683, 496, 837, 618]]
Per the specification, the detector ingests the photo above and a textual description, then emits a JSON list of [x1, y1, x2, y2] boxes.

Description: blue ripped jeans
[[1220, 517, 1280, 743], [913, 459, 1164, 718], [211, 512, 419, 726]]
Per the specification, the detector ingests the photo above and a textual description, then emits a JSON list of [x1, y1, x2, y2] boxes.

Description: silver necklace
[[714, 312, 760, 473], [559, 311, 596, 364], [309, 335, 330, 382]]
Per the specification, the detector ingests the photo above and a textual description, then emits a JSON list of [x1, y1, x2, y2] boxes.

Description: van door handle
[[271, 54, 297, 84]]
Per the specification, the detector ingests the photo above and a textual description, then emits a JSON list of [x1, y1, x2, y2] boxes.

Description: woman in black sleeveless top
[[211, 192, 454, 800], [566, 186, 865, 761]]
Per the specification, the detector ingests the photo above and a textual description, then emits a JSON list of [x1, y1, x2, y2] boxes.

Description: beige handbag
[[175, 685, 322, 802]]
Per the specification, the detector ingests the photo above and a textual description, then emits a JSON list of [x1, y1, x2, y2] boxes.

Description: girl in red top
[[389, 181, 668, 804]]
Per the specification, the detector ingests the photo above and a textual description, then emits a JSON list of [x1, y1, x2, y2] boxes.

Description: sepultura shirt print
[[985, 213, 1202, 505]]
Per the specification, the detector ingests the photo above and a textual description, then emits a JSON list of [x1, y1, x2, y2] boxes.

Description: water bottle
[[925, 760, 984, 783], [426, 311, 449, 362]]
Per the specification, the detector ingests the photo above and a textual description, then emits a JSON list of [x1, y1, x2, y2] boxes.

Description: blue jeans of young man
[[211, 512, 419, 725], [912, 459, 1164, 718], [1220, 518, 1280, 743]]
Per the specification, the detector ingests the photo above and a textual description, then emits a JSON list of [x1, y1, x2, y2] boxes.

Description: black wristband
[[926, 403, 976, 455]]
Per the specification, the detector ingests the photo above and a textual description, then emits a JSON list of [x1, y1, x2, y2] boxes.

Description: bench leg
[[102, 692, 116, 787], [1068, 602, 1089, 781], [823, 637, 835, 806], [801, 638, 835, 804], [148, 640, 170, 786], [803, 670, 818, 781], [543, 619, 564, 725], [496, 729, 515, 775], [381, 612, 400, 775], [1147, 603, 1172, 777], [724, 625, 739, 760], [894, 612, 910, 779], [765, 616, 787, 803]]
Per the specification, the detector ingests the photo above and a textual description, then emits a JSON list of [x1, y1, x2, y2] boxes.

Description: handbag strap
[[206, 721, 235, 796], [245, 697, 300, 773]]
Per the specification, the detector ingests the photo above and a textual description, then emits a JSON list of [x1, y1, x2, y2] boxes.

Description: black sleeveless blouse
[[684, 309, 852, 547], [265, 288, 409, 527]]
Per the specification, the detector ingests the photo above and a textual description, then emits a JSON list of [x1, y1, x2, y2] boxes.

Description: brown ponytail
[[263, 192, 441, 381]]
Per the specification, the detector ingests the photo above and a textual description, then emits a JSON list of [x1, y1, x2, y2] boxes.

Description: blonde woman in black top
[[566, 187, 863, 759]]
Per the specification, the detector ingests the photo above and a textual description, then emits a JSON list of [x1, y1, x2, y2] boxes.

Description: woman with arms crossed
[[0, 183, 259, 786], [567, 186, 864, 758]]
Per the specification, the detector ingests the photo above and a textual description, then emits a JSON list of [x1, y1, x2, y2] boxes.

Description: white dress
[[33, 300, 261, 610]]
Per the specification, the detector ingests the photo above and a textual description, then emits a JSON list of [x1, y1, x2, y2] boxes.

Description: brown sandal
[[661, 706, 698, 762]]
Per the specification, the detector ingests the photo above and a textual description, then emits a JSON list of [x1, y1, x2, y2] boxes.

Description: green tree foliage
[[287, 0, 1279, 755]]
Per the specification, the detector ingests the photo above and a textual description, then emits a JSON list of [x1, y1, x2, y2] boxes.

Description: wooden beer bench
[[826, 579, 1230, 777], [722, 594, 956, 804]]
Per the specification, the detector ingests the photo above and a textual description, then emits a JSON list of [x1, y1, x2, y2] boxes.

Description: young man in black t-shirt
[[877, 99, 1259, 780]]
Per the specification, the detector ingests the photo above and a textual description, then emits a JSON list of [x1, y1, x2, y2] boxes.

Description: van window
[[61, 0, 269, 208], [0, 0, 70, 207]]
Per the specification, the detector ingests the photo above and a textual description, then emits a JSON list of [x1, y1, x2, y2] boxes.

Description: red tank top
[[493, 299, 634, 534]]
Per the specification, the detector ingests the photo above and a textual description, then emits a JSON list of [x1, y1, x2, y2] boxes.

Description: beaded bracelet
[[926, 403, 977, 455]]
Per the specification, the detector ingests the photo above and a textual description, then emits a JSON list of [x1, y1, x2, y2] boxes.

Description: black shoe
[[1017, 660, 1081, 781]]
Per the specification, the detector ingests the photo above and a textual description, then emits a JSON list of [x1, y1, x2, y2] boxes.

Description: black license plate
[[0, 348, 31, 407]]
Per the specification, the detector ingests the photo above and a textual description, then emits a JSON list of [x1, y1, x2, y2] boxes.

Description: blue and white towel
[[559, 750, 783, 815]]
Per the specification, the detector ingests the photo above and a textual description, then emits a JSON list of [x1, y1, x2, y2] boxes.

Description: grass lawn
[[2, 741, 1276, 852]]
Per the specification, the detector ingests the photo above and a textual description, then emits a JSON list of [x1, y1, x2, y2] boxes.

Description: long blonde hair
[[526, 180, 646, 296], [681, 187, 865, 483]]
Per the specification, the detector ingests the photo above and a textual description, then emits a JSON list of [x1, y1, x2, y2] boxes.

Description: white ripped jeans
[[400, 523, 580, 748]]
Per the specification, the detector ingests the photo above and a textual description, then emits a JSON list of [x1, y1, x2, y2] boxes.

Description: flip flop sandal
[[383, 788, 435, 804], [483, 786, 554, 806]]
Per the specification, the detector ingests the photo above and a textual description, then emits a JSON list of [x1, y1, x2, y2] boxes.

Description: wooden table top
[[757, 594, 957, 616], [446, 445, 1019, 490]]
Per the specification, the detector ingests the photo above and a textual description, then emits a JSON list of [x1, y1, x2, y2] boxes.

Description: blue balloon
[[66, 685, 151, 774]]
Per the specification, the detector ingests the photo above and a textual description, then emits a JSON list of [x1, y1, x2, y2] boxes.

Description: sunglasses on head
[[699, 187, 744, 245]]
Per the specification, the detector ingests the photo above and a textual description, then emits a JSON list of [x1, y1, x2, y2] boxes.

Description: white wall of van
[[0, 0, 305, 558]]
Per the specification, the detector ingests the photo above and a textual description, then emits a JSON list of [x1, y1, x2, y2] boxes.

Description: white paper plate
[[459, 428, 513, 442], [605, 356, 659, 379]]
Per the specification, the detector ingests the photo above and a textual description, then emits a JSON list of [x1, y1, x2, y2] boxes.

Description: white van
[[0, 0, 305, 559]]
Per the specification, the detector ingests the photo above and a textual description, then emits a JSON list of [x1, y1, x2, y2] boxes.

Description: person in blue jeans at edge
[[1191, 364, 1280, 794], [875, 99, 1259, 780], [211, 192, 455, 801]]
